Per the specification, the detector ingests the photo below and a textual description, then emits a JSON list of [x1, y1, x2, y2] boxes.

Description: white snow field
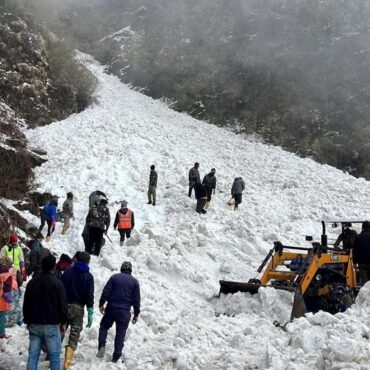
[[2, 54, 370, 370]]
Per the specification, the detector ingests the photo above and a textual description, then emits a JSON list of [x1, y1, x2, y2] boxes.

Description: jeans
[[98, 308, 131, 361], [0, 311, 5, 336], [27, 324, 61, 370]]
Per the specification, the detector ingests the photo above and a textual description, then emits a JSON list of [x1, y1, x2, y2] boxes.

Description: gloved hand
[[21, 267, 27, 282], [87, 307, 93, 328]]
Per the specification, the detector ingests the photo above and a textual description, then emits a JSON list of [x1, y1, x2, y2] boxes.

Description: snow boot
[[147, 201, 152, 205], [63, 346, 74, 370], [96, 347, 105, 358], [61, 225, 68, 235], [119, 241, 124, 247], [152, 202, 156, 206], [201, 209, 207, 214]]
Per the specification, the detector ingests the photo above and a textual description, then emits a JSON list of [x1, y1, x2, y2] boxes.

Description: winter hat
[[120, 261, 132, 273], [76, 251, 90, 264], [0, 256, 13, 273], [42, 255, 56, 273], [67, 192, 73, 199], [27, 240, 42, 253], [9, 234, 18, 245], [121, 200, 128, 209]]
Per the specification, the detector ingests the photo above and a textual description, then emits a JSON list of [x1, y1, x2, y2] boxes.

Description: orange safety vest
[[118, 209, 133, 230]]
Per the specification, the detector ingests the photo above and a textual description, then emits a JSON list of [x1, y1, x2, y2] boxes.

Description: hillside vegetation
[[18, 0, 370, 179]]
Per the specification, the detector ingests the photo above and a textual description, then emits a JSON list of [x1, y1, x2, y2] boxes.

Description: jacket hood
[[74, 261, 89, 273]]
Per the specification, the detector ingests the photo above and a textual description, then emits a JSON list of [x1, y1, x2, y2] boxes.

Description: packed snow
[[2, 54, 370, 369]]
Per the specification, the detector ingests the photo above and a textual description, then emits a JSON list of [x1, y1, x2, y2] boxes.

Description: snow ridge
[[3, 54, 370, 369]]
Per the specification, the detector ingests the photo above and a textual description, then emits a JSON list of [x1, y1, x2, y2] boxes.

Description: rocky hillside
[[0, 4, 96, 242]]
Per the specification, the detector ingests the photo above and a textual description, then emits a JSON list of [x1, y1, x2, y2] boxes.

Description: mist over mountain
[[14, 0, 370, 179]]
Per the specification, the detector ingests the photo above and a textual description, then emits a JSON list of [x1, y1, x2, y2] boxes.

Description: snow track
[[3, 54, 370, 369]]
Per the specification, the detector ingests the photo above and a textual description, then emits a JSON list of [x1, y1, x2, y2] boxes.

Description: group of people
[[188, 162, 246, 213], [0, 233, 141, 369], [334, 221, 370, 285]]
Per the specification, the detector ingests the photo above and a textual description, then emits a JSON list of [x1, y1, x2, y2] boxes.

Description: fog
[[10, 0, 370, 178]]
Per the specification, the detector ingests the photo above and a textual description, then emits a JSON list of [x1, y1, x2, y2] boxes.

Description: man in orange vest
[[113, 201, 135, 246]]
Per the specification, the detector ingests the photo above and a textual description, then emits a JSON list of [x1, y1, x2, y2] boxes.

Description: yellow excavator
[[219, 221, 362, 319]]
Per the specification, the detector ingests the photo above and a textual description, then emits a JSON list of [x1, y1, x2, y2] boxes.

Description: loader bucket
[[219, 280, 262, 296], [290, 288, 307, 320]]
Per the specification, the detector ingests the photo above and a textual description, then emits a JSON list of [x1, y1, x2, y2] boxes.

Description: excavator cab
[[219, 221, 363, 319]]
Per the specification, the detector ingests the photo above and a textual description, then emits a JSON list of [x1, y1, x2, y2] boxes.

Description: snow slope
[[2, 54, 370, 369]]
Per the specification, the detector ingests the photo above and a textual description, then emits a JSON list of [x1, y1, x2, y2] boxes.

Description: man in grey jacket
[[147, 165, 158, 206], [229, 177, 245, 210], [188, 162, 200, 197]]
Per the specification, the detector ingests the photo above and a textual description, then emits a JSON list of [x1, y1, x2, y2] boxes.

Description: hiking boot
[[201, 209, 207, 214], [96, 347, 105, 358], [112, 357, 123, 363], [147, 201, 152, 204]]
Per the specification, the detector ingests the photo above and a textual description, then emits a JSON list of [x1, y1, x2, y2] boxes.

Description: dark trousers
[[196, 198, 207, 213], [205, 187, 213, 202], [188, 182, 196, 197], [233, 194, 242, 207], [118, 229, 131, 242], [39, 213, 46, 232], [358, 264, 370, 285], [46, 220, 55, 237], [98, 308, 131, 361], [88, 227, 104, 256]]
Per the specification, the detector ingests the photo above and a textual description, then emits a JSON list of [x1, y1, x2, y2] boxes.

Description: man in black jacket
[[195, 182, 208, 214], [147, 165, 158, 206], [23, 255, 68, 370], [188, 162, 200, 197], [353, 221, 370, 285], [202, 168, 216, 208], [26, 239, 51, 279], [61, 251, 94, 369]]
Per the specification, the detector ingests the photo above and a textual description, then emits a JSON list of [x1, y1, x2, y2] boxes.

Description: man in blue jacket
[[97, 261, 140, 363], [43, 198, 58, 242], [61, 252, 94, 369]]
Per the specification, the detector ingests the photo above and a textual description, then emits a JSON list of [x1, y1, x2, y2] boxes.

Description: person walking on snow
[[229, 177, 245, 210], [26, 239, 51, 279], [202, 168, 217, 209], [61, 192, 74, 235], [147, 165, 158, 206], [86, 195, 110, 256], [23, 255, 68, 370], [0, 257, 14, 340], [195, 182, 208, 214], [43, 198, 58, 242], [114, 201, 135, 246], [0, 234, 26, 281], [61, 251, 94, 370], [97, 261, 140, 363], [188, 162, 201, 197]]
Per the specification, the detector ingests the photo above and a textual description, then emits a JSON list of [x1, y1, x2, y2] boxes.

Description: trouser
[[27, 324, 61, 370], [205, 187, 213, 202], [5, 289, 22, 327], [188, 182, 196, 197], [39, 213, 46, 232], [64, 303, 84, 350], [98, 307, 131, 361], [196, 198, 207, 213], [0, 311, 6, 336], [46, 220, 55, 237], [358, 264, 370, 285], [233, 194, 242, 207], [88, 227, 104, 256], [118, 229, 131, 242], [64, 215, 71, 229], [148, 186, 156, 203]]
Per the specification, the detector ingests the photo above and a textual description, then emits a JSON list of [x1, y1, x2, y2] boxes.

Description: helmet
[[120, 261, 132, 273]]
